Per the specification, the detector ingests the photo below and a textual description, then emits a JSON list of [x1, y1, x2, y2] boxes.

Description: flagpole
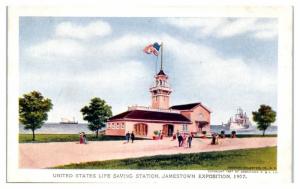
[[160, 42, 163, 70], [155, 53, 158, 74]]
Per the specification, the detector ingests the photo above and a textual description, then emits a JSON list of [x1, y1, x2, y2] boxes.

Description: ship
[[59, 117, 78, 124], [223, 108, 252, 130]]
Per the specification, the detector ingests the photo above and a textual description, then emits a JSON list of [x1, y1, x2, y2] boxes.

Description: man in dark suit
[[125, 132, 130, 143], [178, 134, 183, 147], [131, 132, 135, 143]]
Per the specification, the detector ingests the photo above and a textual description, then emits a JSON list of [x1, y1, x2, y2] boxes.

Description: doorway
[[163, 124, 174, 137]]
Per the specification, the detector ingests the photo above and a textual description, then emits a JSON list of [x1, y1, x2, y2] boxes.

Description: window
[[199, 113, 204, 121], [116, 125, 119, 129], [182, 124, 188, 132]]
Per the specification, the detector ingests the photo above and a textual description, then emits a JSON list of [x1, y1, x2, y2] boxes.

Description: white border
[[6, 5, 293, 183]]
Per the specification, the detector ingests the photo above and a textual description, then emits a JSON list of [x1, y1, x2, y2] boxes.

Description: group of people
[[79, 132, 88, 144], [125, 131, 135, 143], [176, 131, 193, 148]]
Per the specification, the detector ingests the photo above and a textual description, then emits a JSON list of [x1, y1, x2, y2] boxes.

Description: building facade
[[105, 69, 211, 138]]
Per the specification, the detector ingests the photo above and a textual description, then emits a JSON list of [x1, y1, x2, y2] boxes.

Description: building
[[105, 68, 211, 138]]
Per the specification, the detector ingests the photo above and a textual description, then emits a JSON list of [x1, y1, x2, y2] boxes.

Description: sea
[[210, 125, 277, 135], [19, 123, 277, 135]]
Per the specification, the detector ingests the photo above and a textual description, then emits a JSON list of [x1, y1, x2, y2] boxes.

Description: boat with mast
[[223, 108, 252, 130], [59, 117, 78, 124]]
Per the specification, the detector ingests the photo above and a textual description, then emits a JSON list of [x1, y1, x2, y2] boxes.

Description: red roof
[[170, 102, 211, 112], [108, 110, 191, 123]]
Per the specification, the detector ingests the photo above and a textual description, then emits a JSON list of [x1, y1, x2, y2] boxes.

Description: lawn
[[19, 133, 276, 143], [19, 134, 148, 143], [54, 147, 276, 170], [212, 134, 277, 138]]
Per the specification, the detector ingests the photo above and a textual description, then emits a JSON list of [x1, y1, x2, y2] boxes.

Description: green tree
[[19, 91, 53, 141], [252, 105, 276, 136], [81, 97, 112, 138]]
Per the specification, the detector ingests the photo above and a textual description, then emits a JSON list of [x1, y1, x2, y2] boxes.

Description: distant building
[[105, 68, 211, 138]]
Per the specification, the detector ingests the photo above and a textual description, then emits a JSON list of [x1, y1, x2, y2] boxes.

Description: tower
[[149, 69, 172, 109]]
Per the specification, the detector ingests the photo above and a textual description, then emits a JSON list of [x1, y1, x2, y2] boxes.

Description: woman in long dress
[[79, 132, 83, 144], [83, 132, 88, 144]]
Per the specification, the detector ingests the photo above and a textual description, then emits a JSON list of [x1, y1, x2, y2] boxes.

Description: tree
[[19, 91, 53, 141], [81, 97, 112, 138], [252, 105, 276, 136]]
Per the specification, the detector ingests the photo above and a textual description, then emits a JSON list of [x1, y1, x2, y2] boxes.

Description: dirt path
[[19, 137, 277, 168]]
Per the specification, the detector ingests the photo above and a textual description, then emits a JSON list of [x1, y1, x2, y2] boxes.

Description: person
[[211, 133, 217, 145], [125, 132, 130, 143], [158, 130, 161, 139], [130, 132, 135, 143], [172, 134, 176, 140], [216, 134, 219, 145], [176, 130, 180, 139], [187, 134, 193, 148], [82, 132, 88, 144], [182, 133, 186, 147], [79, 132, 83, 144], [178, 134, 183, 147]]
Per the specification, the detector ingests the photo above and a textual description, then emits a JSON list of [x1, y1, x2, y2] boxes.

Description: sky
[[19, 17, 278, 124]]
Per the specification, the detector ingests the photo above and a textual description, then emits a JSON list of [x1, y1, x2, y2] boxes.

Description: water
[[19, 123, 94, 134], [210, 125, 277, 135], [19, 123, 277, 135]]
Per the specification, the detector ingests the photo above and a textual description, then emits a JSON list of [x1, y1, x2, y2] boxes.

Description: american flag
[[143, 42, 160, 56]]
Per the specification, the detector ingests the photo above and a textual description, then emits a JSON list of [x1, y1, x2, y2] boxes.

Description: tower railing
[[149, 85, 172, 91], [128, 105, 181, 113]]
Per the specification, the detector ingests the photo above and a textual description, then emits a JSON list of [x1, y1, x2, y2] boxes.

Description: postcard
[[6, 5, 293, 183]]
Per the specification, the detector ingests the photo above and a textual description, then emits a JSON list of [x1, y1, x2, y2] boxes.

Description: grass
[[19, 133, 276, 143], [54, 147, 276, 170], [221, 134, 277, 138], [19, 134, 148, 143], [194, 134, 277, 139]]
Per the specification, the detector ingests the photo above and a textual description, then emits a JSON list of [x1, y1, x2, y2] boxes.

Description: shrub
[[231, 131, 237, 138], [220, 130, 225, 138]]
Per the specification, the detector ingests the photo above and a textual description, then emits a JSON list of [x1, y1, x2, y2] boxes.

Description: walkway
[[19, 137, 277, 168]]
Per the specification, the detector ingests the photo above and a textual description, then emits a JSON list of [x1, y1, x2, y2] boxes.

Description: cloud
[[164, 18, 277, 40], [156, 34, 276, 93], [55, 21, 112, 39], [27, 39, 86, 58], [99, 34, 143, 57], [22, 19, 277, 124], [26, 31, 276, 94], [20, 60, 151, 122]]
